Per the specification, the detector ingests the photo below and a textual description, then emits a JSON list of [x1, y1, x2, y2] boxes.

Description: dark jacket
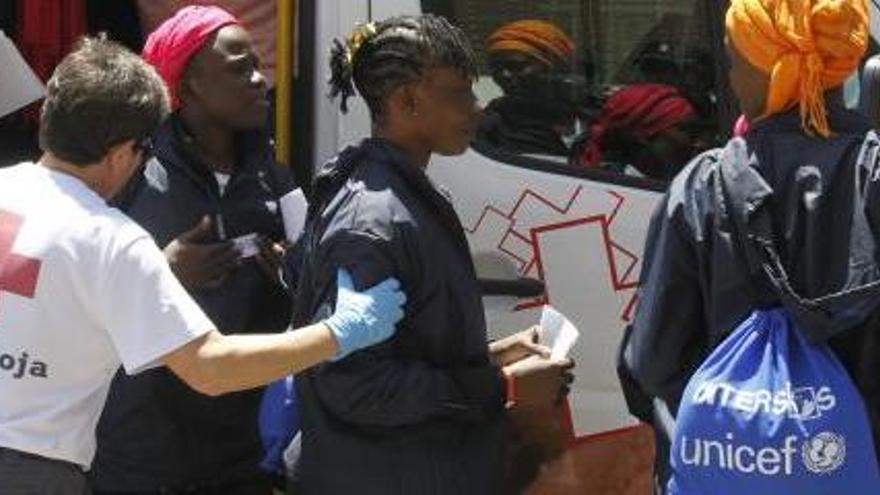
[[476, 96, 571, 157], [619, 104, 880, 480], [290, 138, 507, 495], [91, 115, 294, 490]]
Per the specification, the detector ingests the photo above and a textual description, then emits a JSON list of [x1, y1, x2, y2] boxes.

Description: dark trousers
[[0, 447, 89, 495]]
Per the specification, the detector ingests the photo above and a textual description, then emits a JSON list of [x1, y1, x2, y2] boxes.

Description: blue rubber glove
[[325, 268, 406, 359]]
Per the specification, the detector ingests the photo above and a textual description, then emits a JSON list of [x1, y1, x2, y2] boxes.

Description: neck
[[373, 125, 431, 169], [179, 105, 237, 173], [39, 152, 110, 199]]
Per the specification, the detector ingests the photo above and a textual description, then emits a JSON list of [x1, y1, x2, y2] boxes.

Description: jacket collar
[[724, 102, 871, 223], [313, 138, 444, 208], [312, 138, 473, 260], [150, 113, 272, 196]]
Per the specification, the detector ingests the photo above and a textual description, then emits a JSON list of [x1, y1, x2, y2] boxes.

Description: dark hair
[[329, 14, 478, 116], [39, 35, 169, 166]]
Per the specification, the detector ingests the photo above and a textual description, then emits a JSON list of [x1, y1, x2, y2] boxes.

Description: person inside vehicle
[[631, 41, 681, 86], [476, 19, 578, 159], [92, 6, 296, 494], [618, 0, 877, 489], [576, 83, 701, 181], [291, 15, 574, 494]]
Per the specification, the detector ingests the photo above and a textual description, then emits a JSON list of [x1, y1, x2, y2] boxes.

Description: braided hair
[[329, 15, 478, 117]]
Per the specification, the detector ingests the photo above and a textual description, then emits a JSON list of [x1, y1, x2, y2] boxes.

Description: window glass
[[425, 0, 726, 183]]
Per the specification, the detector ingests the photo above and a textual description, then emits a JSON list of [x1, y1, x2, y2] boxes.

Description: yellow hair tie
[[346, 22, 378, 65]]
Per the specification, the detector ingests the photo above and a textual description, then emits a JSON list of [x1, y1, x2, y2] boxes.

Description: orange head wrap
[[726, 0, 868, 137], [487, 20, 574, 69]]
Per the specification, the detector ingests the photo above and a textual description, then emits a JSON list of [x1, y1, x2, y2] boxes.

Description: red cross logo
[[0, 210, 42, 305]]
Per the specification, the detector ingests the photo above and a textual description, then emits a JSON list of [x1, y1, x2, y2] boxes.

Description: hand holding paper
[[499, 306, 578, 407], [489, 326, 550, 367]]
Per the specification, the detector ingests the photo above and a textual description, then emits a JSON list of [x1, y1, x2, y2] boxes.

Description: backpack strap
[[718, 134, 880, 343]]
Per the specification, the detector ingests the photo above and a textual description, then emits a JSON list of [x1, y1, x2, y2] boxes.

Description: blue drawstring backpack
[[668, 138, 880, 494], [258, 375, 300, 476]]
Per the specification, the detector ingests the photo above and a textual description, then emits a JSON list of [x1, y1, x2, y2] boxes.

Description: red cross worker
[[0, 36, 406, 494]]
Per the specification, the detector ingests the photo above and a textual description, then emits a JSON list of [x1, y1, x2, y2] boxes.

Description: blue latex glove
[[325, 268, 406, 359]]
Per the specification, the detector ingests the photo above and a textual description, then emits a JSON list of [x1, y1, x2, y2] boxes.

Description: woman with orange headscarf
[[618, 0, 880, 491], [476, 19, 578, 158]]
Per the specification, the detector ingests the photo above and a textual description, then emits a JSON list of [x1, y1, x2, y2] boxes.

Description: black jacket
[[290, 139, 507, 495], [619, 105, 880, 478], [91, 116, 294, 489], [476, 96, 571, 157]]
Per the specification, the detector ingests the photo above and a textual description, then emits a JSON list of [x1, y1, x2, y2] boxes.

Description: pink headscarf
[[141, 5, 240, 109]]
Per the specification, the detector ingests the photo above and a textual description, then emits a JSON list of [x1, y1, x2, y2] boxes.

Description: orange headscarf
[[487, 20, 574, 69], [726, 0, 868, 137]]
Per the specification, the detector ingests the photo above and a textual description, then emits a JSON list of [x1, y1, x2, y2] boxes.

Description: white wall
[[312, 0, 427, 170], [370, 0, 421, 19], [311, 0, 370, 168]]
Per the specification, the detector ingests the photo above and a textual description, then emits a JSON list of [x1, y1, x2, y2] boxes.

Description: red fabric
[[15, 0, 87, 124], [16, 0, 87, 82], [141, 5, 239, 109], [582, 84, 696, 168]]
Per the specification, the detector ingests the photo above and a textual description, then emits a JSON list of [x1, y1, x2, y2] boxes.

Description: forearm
[[165, 323, 338, 396]]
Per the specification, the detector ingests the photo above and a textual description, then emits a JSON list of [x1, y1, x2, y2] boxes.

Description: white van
[[279, 0, 878, 466]]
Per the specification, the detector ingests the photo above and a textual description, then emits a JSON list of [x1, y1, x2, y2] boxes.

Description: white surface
[[370, 0, 422, 20], [0, 30, 45, 118], [313, 0, 370, 166], [280, 188, 309, 243], [429, 149, 661, 435], [540, 306, 580, 361]]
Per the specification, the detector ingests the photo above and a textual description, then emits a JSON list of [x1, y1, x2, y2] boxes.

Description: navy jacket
[[91, 115, 294, 489], [619, 104, 880, 480], [290, 139, 508, 495]]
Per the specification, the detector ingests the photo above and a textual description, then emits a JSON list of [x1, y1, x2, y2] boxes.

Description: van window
[[423, 0, 729, 184]]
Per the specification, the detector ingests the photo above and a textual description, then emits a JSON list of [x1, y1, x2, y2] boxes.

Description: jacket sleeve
[[619, 163, 708, 418], [304, 228, 504, 428]]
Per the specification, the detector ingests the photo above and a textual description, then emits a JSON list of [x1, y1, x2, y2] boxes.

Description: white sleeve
[[93, 235, 214, 374]]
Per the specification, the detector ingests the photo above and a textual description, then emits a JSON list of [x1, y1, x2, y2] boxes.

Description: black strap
[[718, 134, 880, 343]]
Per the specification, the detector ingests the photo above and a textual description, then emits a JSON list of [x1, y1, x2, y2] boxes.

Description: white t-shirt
[[215, 172, 231, 196], [0, 163, 213, 468]]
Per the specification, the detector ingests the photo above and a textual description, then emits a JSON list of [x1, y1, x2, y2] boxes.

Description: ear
[[178, 74, 201, 106], [388, 83, 422, 117], [104, 140, 136, 171]]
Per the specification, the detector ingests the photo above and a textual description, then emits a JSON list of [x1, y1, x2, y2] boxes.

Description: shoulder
[[662, 145, 727, 240], [329, 177, 407, 245], [71, 205, 154, 260], [668, 147, 723, 209], [321, 149, 415, 241]]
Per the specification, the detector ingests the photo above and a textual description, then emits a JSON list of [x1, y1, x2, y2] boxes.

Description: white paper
[[540, 305, 580, 360], [280, 188, 309, 243], [0, 30, 45, 118], [232, 233, 260, 259]]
